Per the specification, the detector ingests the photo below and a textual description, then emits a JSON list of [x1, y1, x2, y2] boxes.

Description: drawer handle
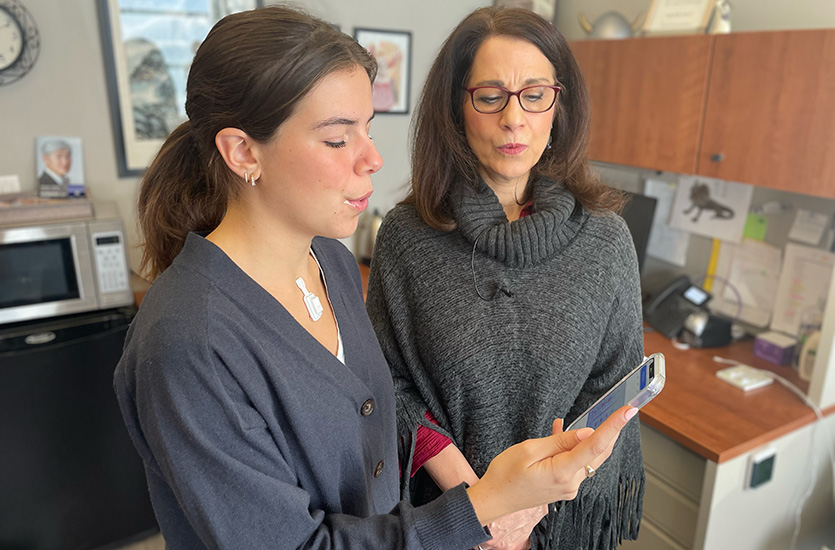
[[25, 332, 56, 345], [710, 153, 725, 162]]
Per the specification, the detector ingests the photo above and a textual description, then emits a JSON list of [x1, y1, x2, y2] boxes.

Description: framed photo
[[35, 136, 86, 198], [354, 28, 411, 115], [642, 0, 714, 35], [97, 0, 261, 177], [493, 0, 557, 22]]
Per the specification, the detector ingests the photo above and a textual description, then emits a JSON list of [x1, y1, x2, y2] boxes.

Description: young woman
[[367, 7, 646, 550], [114, 6, 637, 550]]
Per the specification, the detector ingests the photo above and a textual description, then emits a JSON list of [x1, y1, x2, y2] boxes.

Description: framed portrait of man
[[35, 136, 85, 199]]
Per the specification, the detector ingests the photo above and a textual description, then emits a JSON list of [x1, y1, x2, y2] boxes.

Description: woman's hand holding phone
[[466, 405, 638, 527]]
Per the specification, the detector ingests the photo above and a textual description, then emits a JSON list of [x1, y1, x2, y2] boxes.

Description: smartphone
[[566, 352, 665, 431]]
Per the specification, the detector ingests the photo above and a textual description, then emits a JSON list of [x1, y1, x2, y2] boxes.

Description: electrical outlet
[[745, 448, 776, 490]]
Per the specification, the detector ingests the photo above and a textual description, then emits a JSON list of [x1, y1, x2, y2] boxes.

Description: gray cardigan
[[366, 178, 646, 550], [114, 233, 487, 550]]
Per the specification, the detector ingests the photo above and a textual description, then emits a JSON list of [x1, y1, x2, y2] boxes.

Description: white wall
[[811, 268, 835, 410], [556, 0, 835, 40], [0, 0, 486, 273]]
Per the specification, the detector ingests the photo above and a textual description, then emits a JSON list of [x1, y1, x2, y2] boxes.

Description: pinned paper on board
[[710, 239, 782, 327], [644, 179, 690, 266], [788, 209, 829, 246], [668, 175, 754, 243], [770, 243, 835, 337]]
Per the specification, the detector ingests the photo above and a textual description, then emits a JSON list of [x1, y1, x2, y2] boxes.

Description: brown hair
[[404, 6, 623, 230], [138, 5, 377, 279]]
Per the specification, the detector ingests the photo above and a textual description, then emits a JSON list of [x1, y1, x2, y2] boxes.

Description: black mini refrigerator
[[0, 307, 158, 549]]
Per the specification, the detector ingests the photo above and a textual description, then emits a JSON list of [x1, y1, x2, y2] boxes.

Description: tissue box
[[753, 331, 796, 365]]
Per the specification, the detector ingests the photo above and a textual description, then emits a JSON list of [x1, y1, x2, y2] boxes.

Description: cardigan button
[[373, 460, 384, 478], [361, 399, 375, 416]]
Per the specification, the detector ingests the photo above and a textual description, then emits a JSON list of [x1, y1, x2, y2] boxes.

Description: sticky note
[[743, 214, 767, 241]]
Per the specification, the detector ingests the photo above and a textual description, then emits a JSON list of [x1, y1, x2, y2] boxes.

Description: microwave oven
[[0, 217, 134, 325]]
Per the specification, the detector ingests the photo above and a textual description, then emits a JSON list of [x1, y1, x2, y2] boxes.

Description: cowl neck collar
[[451, 177, 588, 268]]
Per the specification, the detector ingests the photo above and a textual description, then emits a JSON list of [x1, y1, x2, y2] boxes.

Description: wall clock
[[0, 0, 39, 86]]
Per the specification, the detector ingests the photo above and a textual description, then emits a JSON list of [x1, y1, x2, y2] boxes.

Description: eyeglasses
[[464, 85, 562, 114]]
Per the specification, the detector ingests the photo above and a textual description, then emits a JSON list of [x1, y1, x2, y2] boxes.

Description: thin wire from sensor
[[471, 230, 512, 301]]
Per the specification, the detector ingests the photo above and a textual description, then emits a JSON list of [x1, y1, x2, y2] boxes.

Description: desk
[[626, 330, 835, 550], [358, 262, 370, 299], [640, 329, 832, 463]]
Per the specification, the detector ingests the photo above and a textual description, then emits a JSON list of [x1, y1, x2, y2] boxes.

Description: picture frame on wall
[[642, 0, 714, 35], [354, 28, 412, 115], [493, 0, 557, 23], [97, 0, 261, 177]]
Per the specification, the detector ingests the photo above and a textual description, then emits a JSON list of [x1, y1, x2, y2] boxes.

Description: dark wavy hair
[[137, 5, 377, 279], [404, 6, 623, 230]]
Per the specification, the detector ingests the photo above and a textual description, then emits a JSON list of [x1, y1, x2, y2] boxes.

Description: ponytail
[[137, 121, 231, 280]]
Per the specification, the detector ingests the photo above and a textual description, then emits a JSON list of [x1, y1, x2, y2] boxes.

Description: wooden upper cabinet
[[698, 30, 835, 198], [570, 35, 713, 175]]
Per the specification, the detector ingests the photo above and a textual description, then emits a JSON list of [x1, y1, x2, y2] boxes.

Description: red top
[[411, 410, 452, 476]]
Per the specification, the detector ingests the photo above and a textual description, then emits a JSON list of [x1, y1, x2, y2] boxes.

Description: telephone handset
[[643, 275, 712, 339]]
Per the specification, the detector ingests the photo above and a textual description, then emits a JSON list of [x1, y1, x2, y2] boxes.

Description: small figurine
[[707, 0, 732, 34], [578, 11, 644, 40]]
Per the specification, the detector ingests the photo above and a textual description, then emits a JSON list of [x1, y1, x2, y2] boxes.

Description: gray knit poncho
[[366, 177, 646, 550]]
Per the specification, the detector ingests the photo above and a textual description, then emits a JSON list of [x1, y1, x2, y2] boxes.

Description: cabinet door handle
[[710, 153, 725, 162]]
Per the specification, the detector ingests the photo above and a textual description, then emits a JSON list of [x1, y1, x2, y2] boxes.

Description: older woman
[[367, 6, 645, 550]]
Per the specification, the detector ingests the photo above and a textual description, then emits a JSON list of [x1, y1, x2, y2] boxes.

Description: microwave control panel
[[92, 230, 129, 293]]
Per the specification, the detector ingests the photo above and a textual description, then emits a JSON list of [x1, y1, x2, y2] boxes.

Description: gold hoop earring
[[244, 172, 256, 187]]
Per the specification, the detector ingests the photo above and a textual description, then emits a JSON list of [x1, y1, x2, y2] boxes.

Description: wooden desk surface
[[358, 262, 370, 299], [641, 329, 833, 463]]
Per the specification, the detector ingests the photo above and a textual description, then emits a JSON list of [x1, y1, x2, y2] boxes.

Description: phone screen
[[569, 355, 658, 431]]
